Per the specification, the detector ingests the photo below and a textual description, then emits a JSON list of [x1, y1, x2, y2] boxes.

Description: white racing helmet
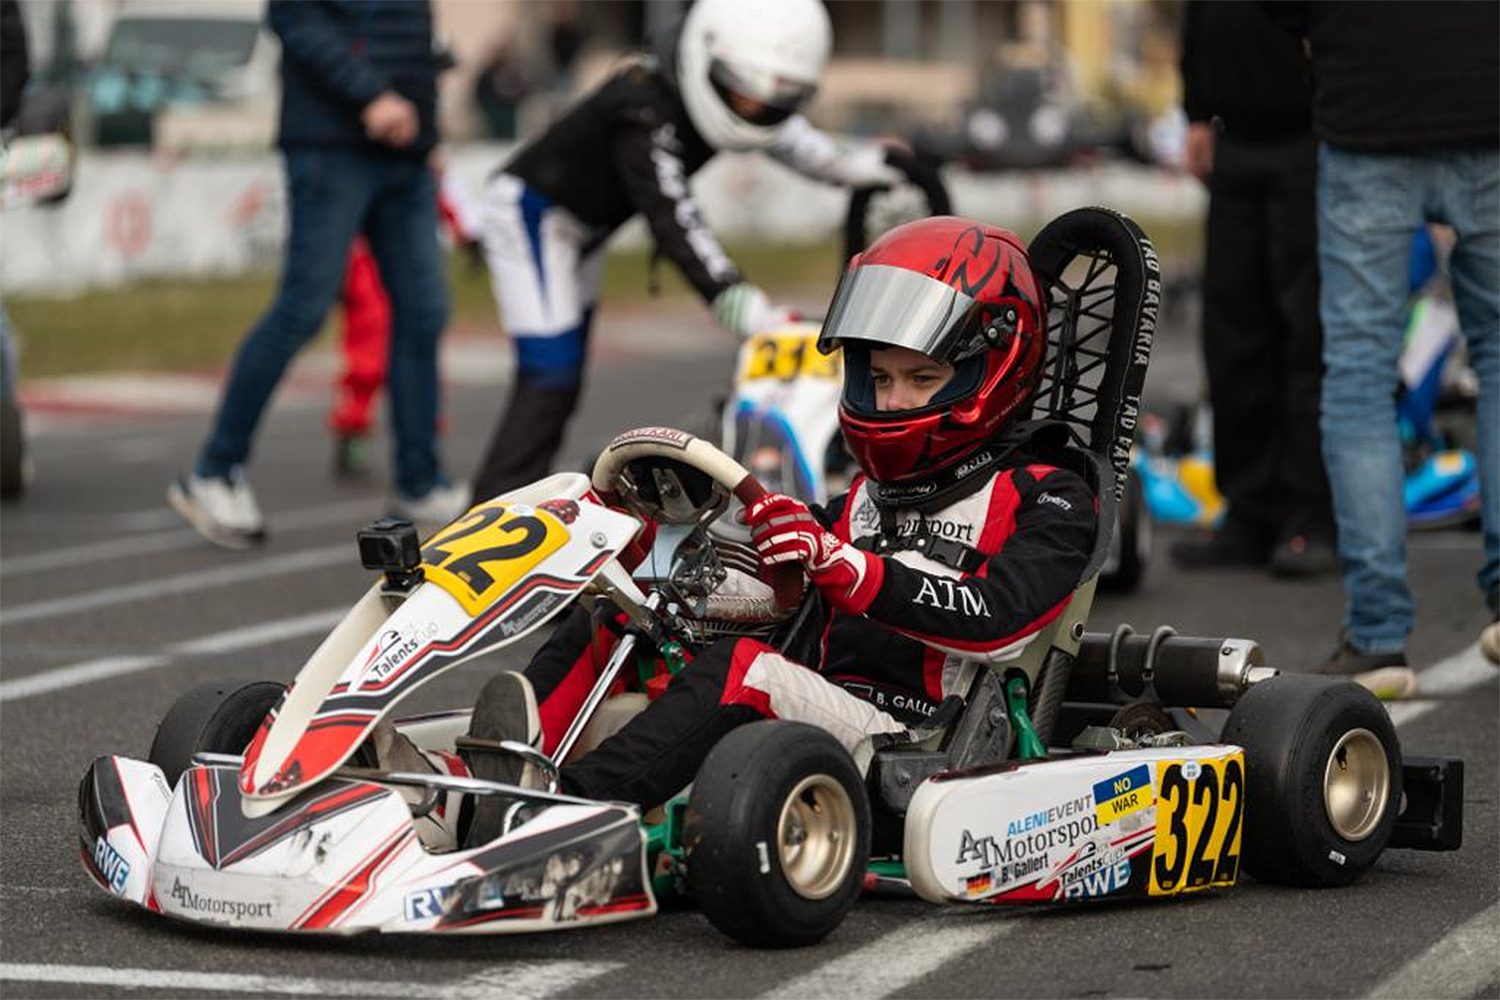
[[677, 0, 832, 151]]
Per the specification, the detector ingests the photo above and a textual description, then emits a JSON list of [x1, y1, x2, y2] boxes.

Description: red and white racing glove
[[745, 493, 884, 614]]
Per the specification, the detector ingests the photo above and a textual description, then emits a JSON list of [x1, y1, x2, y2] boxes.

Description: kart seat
[[869, 206, 1160, 816]]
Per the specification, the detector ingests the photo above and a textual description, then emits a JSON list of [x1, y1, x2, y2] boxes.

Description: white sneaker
[[167, 469, 266, 549], [391, 481, 470, 527], [1482, 620, 1500, 666]]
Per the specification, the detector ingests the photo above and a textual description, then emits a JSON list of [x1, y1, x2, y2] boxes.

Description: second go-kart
[[78, 209, 1463, 946]]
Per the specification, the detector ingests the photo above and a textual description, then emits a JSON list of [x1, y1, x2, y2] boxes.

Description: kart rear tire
[[1222, 673, 1401, 888], [685, 720, 870, 948], [147, 678, 286, 787]]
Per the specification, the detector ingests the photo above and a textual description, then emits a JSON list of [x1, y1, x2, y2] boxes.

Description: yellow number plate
[[738, 333, 841, 382], [1148, 754, 1245, 895], [420, 502, 569, 616]]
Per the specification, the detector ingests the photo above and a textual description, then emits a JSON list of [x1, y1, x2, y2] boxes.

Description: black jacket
[[268, 0, 439, 158], [0, 0, 28, 130], [1260, 1, 1499, 150], [503, 56, 741, 303], [1181, 0, 1311, 140]]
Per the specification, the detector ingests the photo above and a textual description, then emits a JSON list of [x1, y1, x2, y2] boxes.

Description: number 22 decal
[[1150, 755, 1244, 894], [420, 502, 567, 615]]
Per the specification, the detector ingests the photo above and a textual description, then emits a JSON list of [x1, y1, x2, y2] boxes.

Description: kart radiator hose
[[1069, 631, 1270, 708]]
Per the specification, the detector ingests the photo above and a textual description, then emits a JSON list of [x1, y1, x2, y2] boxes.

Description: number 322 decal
[[1149, 755, 1245, 895]]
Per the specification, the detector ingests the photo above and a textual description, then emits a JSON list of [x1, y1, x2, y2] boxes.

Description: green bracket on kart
[[636, 639, 690, 694], [644, 795, 691, 899], [1005, 673, 1046, 760]]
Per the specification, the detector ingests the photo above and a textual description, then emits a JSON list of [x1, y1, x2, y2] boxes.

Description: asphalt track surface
[[1, 300, 1496, 999]]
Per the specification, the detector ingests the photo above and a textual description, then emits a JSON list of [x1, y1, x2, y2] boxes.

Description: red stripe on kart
[[575, 894, 652, 917], [257, 575, 584, 802], [439, 905, 548, 930], [350, 575, 580, 696], [239, 715, 273, 793], [111, 757, 148, 855], [295, 827, 414, 930], [79, 843, 108, 891], [186, 767, 219, 866], [218, 782, 391, 869]]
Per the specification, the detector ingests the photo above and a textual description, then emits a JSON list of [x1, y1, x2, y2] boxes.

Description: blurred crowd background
[[1, 0, 1199, 309], [12, 0, 1180, 159]]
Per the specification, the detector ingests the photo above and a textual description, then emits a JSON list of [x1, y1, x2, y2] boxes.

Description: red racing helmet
[[817, 216, 1048, 484]]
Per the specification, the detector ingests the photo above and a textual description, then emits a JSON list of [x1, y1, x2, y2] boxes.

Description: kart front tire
[[1222, 673, 1401, 888], [147, 678, 286, 787], [685, 720, 870, 948]]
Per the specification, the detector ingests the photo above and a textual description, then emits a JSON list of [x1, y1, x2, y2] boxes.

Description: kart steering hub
[[777, 773, 857, 900], [1322, 727, 1391, 842]]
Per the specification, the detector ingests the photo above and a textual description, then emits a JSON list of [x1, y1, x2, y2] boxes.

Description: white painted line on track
[[1387, 642, 1496, 728], [759, 914, 1017, 999], [1, 499, 380, 577], [0, 608, 343, 702], [0, 545, 347, 626], [0, 961, 621, 999], [1368, 901, 1500, 1000], [0, 654, 169, 702]]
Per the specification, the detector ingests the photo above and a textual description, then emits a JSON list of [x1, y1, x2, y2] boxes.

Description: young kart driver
[[467, 0, 904, 505], [434, 216, 1099, 846]]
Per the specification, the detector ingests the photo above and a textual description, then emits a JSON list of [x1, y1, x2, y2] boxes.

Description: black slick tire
[[147, 678, 286, 787], [684, 720, 870, 948], [1222, 673, 1401, 887]]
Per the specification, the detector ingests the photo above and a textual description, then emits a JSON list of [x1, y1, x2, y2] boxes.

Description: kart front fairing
[[239, 475, 641, 814], [79, 756, 654, 934], [76, 472, 658, 934]]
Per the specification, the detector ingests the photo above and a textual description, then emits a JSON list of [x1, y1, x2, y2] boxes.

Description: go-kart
[[78, 208, 1463, 947]]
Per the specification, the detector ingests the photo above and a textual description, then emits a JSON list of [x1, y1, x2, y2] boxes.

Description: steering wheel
[[590, 427, 807, 612]]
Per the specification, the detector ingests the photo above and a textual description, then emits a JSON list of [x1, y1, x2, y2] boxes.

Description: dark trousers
[[1202, 131, 1333, 541], [518, 608, 764, 809]]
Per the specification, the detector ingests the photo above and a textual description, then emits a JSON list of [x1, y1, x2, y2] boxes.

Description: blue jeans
[[1318, 144, 1500, 652], [197, 148, 450, 499]]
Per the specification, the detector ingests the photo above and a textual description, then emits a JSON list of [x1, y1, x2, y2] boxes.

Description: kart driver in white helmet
[[467, 0, 904, 506]]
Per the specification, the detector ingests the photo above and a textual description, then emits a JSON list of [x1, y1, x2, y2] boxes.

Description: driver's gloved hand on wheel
[[745, 492, 883, 614], [713, 282, 795, 339]]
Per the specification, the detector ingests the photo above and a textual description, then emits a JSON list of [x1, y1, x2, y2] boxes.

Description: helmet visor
[[818, 265, 985, 361], [709, 58, 816, 126]]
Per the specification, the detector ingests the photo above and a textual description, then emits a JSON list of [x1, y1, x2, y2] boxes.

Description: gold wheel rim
[[776, 774, 857, 900], [1323, 727, 1390, 841]]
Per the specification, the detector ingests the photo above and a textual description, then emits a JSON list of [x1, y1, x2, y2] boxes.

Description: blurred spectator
[[472, 39, 530, 140], [467, 0, 903, 504], [330, 165, 481, 479], [1265, 2, 1499, 687], [169, 0, 461, 549], [1170, 1, 1336, 579], [0, 0, 26, 127], [1, 0, 30, 500]]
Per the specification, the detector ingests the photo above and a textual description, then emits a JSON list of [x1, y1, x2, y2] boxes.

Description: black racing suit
[[514, 441, 1098, 810], [469, 48, 890, 504]]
